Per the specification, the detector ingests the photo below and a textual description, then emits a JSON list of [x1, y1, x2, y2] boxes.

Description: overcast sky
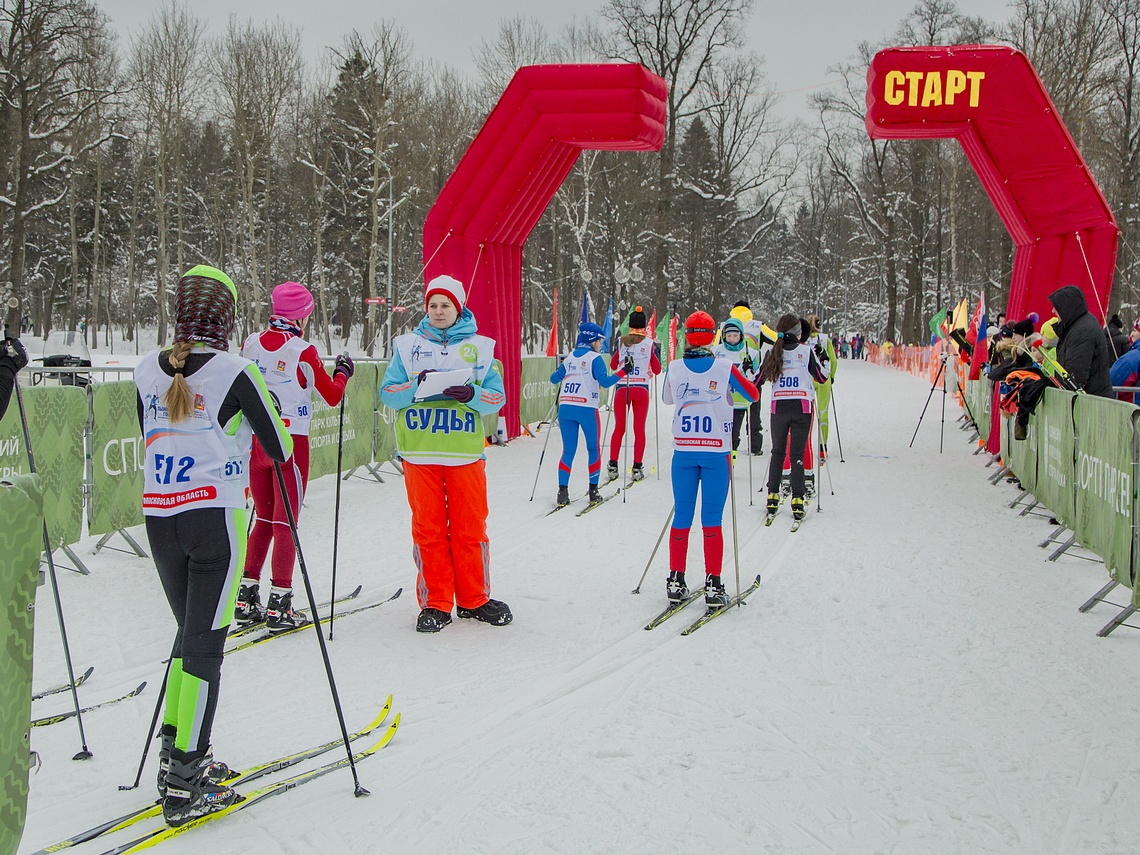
[[98, 0, 1005, 122]]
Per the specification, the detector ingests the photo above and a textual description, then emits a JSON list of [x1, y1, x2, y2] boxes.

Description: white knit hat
[[425, 275, 466, 310]]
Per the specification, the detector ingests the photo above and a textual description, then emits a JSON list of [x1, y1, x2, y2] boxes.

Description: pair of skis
[[32, 665, 94, 701], [226, 584, 364, 640], [225, 587, 402, 655], [31, 681, 147, 728], [28, 698, 399, 855], [642, 575, 762, 635]]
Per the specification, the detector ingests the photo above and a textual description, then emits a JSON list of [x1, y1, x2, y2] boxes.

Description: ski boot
[[765, 492, 779, 525], [606, 460, 620, 481], [804, 474, 816, 502], [556, 485, 570, 507], [157, 728, 233, 799], [416, 608, 452, 633], [705, 574, 728, 611], [162, 751, 239, 827], [631, 462, 645, 482], [587, 483, 603, 505], [666, 571, 688, 603], [457, 599, 513, 626], [234, 580, 265, 625], [791, 498, 805, 522], [266, 588, 309, 633], [779, 477, 792, 499]]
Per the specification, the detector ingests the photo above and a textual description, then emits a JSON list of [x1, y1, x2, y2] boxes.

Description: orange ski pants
[[403, 459, 491, 613]]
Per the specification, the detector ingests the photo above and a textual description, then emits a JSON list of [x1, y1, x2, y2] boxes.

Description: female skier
[[762, 313, 829, 525], [802, 314, 837, 462], [606, 306, 661, 482], [712, 316, 763, 460], [379, 275, 510, 633], [663, 311, 758, 609], [135, 266, 292, 825], [235, 281, 355, 631], [550, 322, 629, 507]]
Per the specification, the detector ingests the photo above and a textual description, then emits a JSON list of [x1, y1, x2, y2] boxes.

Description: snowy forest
[[1, 0, 1138, 354]]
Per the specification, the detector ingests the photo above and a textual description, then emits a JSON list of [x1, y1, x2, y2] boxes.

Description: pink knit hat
[[271, 281, 315, 320], [424, 275, 466, 310]]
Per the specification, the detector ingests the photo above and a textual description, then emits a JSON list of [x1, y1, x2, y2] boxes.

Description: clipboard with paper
[[414, 367, 474, 401]]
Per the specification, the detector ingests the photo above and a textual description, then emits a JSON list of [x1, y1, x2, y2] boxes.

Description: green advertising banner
[[0, 385, 86, 548], [308, 363, 378, 481], [89, 381, 144, 536], [975, 380, 992, 443], [1033, 388, 1077, 527], [520, 356, 558, 426], [1004, 409, 1037, 494], [373, 361, 399, 464], [0, 474, 42, 855], [1072, 395, 1136, 587]]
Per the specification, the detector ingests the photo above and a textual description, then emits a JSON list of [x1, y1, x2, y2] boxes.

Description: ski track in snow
[[17, 358, 1140, 854]]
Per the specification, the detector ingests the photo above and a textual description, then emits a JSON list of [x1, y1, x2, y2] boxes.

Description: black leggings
[[146, 507, 245, 758], [767, 403, 812, 498]]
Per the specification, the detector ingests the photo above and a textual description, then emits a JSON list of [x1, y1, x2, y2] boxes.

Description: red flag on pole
[[647, 309, 657, 338], [545, 287, 559, 356]]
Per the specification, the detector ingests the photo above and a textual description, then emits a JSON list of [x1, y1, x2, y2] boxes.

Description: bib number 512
[[155, 453, 194, 484]]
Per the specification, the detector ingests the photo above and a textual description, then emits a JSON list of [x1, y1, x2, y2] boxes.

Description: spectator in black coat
[[1048, 284, 1113, 396], [1104, 313, 1129, 361], [0, 336, 28, 419]]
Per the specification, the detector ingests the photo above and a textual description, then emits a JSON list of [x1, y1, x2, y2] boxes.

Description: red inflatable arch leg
[[424, 64, 668, 439]]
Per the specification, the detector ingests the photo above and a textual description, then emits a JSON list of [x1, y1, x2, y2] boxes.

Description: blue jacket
[[379, 309, 505, 416], [1109, 337, 1140, 404], [550, 346, 622, 389]]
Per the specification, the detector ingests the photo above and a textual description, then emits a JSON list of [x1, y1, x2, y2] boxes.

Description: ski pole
[[274, 460, 369, 797], [120, 652, 173, 790], [528, 398, 558, 501], [813, 403, 825, 512], [11, 367, 92, 760], [632, 505, 675, 594], [330, 378, 347, 641], [653, 372, 661, 480], [729, 453, 741, 603], [831, 387, 845, 462], [747, 408, 754, 506], [621, 371, 630, 502]]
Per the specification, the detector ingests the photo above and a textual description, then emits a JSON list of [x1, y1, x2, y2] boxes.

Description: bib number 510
[[680, 415, 713, 433]]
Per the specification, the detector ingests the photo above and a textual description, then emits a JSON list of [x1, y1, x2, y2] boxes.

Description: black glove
[[442, 385, 474, 403], [1, 338, 28, 372], [623, 354, 635, 376], [741, 354, 754, 373], [416, 368, 436, 384], [334, 352, 355, 380]]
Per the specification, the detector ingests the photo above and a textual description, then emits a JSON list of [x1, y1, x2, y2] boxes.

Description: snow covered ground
[[17, 357, 1140, 854]]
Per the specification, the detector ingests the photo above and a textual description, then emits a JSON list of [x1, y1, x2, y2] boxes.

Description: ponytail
[[162, 341, 195, 424], [760, 313, 802, 384]]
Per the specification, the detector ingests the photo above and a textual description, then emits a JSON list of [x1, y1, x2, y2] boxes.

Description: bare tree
[[212, 16, 302, 334]]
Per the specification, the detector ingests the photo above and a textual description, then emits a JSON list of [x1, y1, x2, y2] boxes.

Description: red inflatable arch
[[865, 45, 1118, 325], [424, 64, 667, 438]]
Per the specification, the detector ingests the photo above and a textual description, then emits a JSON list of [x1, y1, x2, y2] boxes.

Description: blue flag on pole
[[601, 297, 614, 353], [579, 294, 590, 327]]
